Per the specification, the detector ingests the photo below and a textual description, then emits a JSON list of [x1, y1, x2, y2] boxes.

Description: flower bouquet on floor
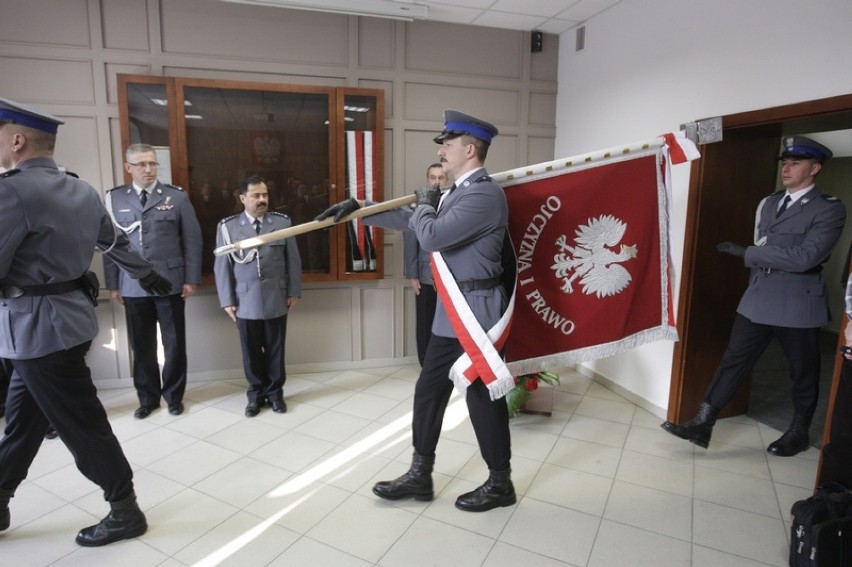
[[506, 371, 560, 417]]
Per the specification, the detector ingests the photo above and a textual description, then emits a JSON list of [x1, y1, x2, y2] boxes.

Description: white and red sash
[[430, 251, 516, 400]]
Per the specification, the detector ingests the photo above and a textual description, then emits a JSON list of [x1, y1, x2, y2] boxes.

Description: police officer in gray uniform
[[318, 110, 515, 512], [403, 163, 450, 366], [214, 175, 302, 417], [663, 135, 847, 456], [0, 97, 171, 545], [103, 143, 203, 419]]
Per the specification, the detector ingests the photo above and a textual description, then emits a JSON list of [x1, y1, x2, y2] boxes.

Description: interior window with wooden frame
[[117, 74, 385, 282]]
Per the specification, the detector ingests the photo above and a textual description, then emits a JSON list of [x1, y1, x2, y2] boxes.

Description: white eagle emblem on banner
[[551, 214, 638, 298]]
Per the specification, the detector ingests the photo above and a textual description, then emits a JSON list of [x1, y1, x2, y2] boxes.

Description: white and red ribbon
[[430, 251, 516, 400]]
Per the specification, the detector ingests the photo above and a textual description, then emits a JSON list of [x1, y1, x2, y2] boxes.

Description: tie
[[139, 189, 148, 207], [253, 219, 261, 234], [437, 184, 456, 211], [776, 195, 791, 217]]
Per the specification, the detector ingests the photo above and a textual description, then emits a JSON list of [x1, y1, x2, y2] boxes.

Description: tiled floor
[[1, 364, 818, 566]]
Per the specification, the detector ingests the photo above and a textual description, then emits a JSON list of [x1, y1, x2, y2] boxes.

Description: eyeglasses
[[127, 161, 159, 168]]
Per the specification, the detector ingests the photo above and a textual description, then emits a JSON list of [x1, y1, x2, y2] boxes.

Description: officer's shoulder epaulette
[[770, 189, 785, 196], [270, 211, 290, 219], [219, 213, 240, 225], [64, 170, 79, 178], [163, 183, 184, 192], [0, 168, 20, 179], [821, 194, 840, 202], [106, 184, 126, 193]]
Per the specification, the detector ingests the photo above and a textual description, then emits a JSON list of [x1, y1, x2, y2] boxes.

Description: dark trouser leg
[[262, 315, 287, 402], [766, 325, 820, 456], [0, 342, 134, 502], [466, 377, 511, 471], [155, 294, 188, 406], [704, 314, 775, 410], [774, 325, 821, 419], [0, 358, 10, 418], [410, 335, 458, 457], [124, 297, 162, 407], [662, 314, 772, 448], [414, 284, 437, 367], [372, 334, 455, 502], [237, 318, 270, 404]]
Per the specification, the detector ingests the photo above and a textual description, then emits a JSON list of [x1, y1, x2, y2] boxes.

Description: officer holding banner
[[317, 110, 515, 512]]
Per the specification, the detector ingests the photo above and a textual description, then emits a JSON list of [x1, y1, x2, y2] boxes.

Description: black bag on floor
[[789, 482, 852, 566]]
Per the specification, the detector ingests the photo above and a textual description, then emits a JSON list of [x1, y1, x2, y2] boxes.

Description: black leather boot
[[661, 401, 719, 449], [455, 468, 517, 512], [373, 452, 435, 501], [0, 488, 12, 531], [75, 492, 147, 546], [767, 414, 811, 457]]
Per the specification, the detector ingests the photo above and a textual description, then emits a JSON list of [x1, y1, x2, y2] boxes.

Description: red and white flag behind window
[[500, 136, 696, 377], [346, 130, 376, 271]]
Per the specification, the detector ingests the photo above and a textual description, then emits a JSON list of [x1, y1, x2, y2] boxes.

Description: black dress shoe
[[767, 429, 809, 457], [75, 493, 147, 547], [168, 402, 184, 416], [44, 425, 59, 439], [245, 403, 260, 417], [455, 469, 517, 512], [133, 406, 155, 419], [270, 399, 287, 414]]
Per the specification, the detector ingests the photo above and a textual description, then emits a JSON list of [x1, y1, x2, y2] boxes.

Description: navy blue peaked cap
[[433, 109, 498, 145], [779, 135, 832, 162]]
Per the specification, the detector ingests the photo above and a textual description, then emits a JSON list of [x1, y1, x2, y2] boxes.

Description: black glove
[[315, 198, 360, 222], [139, 270, 172, 296], [414, 185, 441, 209], [716, 241, 746, 258]]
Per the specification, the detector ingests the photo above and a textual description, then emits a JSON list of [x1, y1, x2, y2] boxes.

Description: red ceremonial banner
[[503, 149, 678, 375]]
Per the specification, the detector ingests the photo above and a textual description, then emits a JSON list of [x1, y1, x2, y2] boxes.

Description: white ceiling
[[224, 0, 624, 34]]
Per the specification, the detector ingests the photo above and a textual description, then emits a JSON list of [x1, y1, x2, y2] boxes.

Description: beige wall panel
[[106, 63, 151, 104], [530, 33, 559, 82], [359, 79, 393, 118], [527, 136, 556, 167], [361, 288, 395, 359], [0, 57, 94, 105], [184, 295, 245, 379], [403, 130, 442, 194], [88, 304, 128, 383], [486, 133, 520, 174], [405, 20, 522, 80], [55, 116, 104, 189], [101, 0, 150, 51], [162, 67, 347, 87], [529, 92, 557, 127], [288, 288, 354, 363], [358, 18, 395, 69], [404, 83, 520, 125], [0, 0, 90, 47], [109, 117, 127, 187], [159, 0, 348, 66]]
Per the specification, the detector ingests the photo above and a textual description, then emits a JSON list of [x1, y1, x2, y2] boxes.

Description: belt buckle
[[762, 267, 773, 274]]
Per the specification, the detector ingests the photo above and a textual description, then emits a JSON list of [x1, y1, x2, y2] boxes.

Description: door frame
[[668, 94, 852, 433]]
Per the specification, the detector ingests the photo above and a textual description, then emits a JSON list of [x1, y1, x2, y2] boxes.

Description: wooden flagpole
[[213, 194, 416, 256], [213, 135, 672, 257]]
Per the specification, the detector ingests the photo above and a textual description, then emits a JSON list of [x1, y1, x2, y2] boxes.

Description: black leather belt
[[760, 266, 822, 275], [456, 276, 501, 292], [0, 279, 84, 299]]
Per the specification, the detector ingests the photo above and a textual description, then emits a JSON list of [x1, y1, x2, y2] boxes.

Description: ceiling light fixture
[[220, 0, 427, 21]]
